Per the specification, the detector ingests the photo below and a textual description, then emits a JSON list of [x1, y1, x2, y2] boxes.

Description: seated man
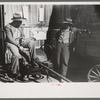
[[4, 13, 39, 79]]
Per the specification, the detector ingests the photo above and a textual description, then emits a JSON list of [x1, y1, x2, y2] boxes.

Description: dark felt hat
[[63, 18, 73, 25]]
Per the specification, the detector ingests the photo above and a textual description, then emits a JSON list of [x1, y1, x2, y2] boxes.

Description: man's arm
[[4, 26, 20, 48], [18, 25, 25, 38], [72, 27, 91, 35], [56, 29, 61, 41]]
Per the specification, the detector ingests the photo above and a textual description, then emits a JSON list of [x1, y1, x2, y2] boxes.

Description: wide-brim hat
[[63, 18, 73, 25], [11, 13, 27, 21]]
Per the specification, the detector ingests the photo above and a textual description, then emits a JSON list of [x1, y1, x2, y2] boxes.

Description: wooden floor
[[0, 65, 66, 83], [13, 75, 60, 83], [0, 73, 60, 83]]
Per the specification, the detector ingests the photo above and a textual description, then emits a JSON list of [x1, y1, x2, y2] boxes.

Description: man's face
[[13, 20, 22, 28], [62, 25, 69, 29]]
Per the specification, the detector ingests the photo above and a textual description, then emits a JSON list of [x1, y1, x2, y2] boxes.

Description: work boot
[[34, 57, 40, 63], [31, 60, 39, 68], [8, 73, 18, 81]]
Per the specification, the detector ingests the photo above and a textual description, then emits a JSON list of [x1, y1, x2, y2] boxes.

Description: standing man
[[4, 13, 38, 79], [56, 18, 74, 82]]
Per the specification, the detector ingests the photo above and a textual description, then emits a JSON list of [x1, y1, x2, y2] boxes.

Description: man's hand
[[18, 45, 24, 51], [19, 37, 25, 46], [31, 36, 36, 41]]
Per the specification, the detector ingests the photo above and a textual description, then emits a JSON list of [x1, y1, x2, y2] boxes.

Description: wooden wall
[[4, 5, 53, 26]]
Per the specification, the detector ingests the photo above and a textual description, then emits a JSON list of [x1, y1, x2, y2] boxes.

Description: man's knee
[[13, 53, 22, 59], [29, 40, 36, 48]]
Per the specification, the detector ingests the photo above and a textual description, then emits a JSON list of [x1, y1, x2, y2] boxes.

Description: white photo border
[[0, 1, 100, 98]]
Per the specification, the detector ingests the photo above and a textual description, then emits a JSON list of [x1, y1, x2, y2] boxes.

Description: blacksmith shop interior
[[0, 5, 100, 83]]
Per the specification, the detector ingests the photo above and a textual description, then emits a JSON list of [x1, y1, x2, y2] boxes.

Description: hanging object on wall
[[22, 5, 28, 20], [21, 5, 28, 26], [38, 6, 44, 22]]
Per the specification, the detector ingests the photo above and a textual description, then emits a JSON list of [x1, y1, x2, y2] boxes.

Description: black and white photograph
[[0, 3, 100, 83]]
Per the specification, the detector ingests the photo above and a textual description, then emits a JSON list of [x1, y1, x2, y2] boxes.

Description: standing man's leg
[[61, 43, 69, 77], [56, 42, 62, 74]]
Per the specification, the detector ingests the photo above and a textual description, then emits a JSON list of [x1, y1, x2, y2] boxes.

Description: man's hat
[[63, 18, 73, 25], [11, 13, 26, 21]]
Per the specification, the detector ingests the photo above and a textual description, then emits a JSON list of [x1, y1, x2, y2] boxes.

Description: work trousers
[[56, 42, 69, 77], [6, 38, 37, 75]]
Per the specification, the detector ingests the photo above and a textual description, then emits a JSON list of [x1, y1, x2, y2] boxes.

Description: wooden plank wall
[[4, 5, 53, 26]]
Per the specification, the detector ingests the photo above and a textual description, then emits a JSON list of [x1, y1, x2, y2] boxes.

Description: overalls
[[5, 24, 37, 75]]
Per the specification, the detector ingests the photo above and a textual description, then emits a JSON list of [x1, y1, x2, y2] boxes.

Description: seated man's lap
[[21, 38, 36, 48], [6, 42, 21, 57]]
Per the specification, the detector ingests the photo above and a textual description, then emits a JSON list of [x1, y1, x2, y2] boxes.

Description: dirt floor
[[67, 52, 100, 82]]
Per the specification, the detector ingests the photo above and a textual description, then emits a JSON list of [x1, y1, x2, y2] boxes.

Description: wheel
[[88, 64, 100, 82]]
